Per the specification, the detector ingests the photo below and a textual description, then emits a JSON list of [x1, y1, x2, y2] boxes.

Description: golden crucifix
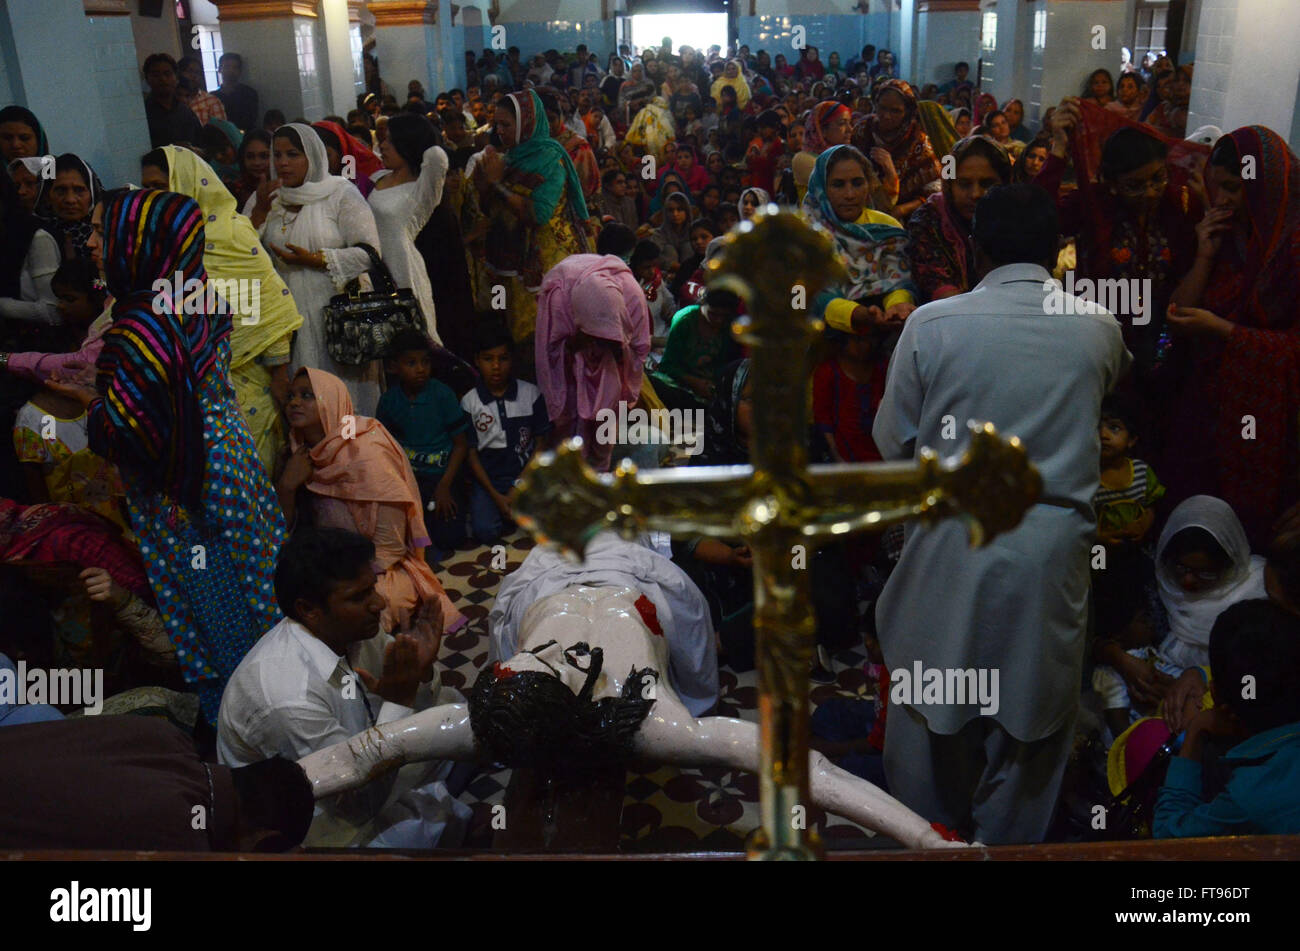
[[511, 210, 1041, 859]]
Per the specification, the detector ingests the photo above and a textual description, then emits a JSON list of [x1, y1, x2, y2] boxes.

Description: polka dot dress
[[124, 340, 286, 725]]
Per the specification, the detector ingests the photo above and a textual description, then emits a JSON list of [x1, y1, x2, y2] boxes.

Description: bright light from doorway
[[630, 13, 728, 57]]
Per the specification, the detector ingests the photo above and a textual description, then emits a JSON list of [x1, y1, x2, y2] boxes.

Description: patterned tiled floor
[[431, 531, 897, 854]]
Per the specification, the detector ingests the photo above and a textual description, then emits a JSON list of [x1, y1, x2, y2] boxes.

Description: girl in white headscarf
[[1155, 495, 1267, 671], [251, 123, 385, 415]]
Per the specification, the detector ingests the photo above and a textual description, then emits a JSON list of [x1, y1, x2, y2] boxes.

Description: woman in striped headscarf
[[45, 188, 286, 726]]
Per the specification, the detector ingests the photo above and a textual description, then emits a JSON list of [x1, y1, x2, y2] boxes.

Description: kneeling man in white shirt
[[218, 526, 470, 848]]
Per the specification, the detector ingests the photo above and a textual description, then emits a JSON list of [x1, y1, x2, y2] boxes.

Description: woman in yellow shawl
[[916, 99, 959, 163], [710, 60, 751, 111], [141, 147, 302, 474], [625, 95, 677, 167]]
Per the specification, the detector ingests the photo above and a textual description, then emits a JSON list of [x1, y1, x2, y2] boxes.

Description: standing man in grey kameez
[[872, 185, 1131, 844]]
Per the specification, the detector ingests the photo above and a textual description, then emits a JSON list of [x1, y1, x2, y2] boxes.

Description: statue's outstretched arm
[[634, 708, 967, 850], [298, 704, 475, 800]]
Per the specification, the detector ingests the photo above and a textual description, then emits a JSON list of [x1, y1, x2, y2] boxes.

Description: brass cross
[[511, 210, 1042, 859]]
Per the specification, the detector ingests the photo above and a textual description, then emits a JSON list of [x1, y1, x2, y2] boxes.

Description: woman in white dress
[[368, 113, 448, 343], [250, 123, 384, 416], [0, 171, 60, 326]]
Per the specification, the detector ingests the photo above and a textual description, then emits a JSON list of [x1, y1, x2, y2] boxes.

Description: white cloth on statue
[[872, 262, 1131, 741], [489, 531, 718, 715], [367, 144, 449, 343], [216, 616, 469, 848], [258, 123, 384, 415], [1153, 495, 1267, 671]]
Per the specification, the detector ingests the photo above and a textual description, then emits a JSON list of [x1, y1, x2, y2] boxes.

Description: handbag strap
[[352, 242, 399, 295]]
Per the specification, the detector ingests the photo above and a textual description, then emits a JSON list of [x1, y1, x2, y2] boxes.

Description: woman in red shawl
[[312, 120, 384, 198], [795, 47, 825, 82], [660, 144, 710, 196], [905, 135, 1011, 303], [1038, 98, 1206, 410], [852, 79, 941, 220], [973, 91, 998, 126], [793, 100, 853, 199], [540, 90, 599, 203], [1167, 127, 1300, 546]]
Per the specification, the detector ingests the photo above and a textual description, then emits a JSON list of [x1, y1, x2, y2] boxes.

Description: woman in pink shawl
[[535, 255, 651, 472], [277, 366, 466, 635]]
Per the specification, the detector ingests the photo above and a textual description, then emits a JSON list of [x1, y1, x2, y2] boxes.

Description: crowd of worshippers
[[0, 33, 1298, 853]]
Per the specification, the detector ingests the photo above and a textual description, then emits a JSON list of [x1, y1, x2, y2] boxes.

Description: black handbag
[[323, 243, 425, 365]]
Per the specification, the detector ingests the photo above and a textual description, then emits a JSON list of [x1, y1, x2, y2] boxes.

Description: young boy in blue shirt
[[376, 329, 469, 557], [1154, 598, 1300, 837], [460, 322, 551, 544]]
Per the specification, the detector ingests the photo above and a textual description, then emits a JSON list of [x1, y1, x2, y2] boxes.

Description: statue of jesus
[[299, 534, 967, 851]]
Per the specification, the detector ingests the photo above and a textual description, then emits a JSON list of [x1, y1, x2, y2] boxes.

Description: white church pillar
[[1034, 0, 1128, 118], [0, 0, 150, 188], [368, 1, 438, 100], [1187, 0, 1300, 144], [213, 0, 332, 122]]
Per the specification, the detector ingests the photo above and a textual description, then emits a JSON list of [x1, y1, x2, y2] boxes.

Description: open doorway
[[629, 13, 728, 57]]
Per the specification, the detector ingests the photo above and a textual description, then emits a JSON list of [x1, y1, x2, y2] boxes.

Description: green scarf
[[504, 89, 590, 223]]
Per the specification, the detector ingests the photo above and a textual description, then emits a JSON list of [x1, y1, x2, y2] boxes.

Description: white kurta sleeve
[[0, 230, 61, 324], [872, 318, 924, 461], [323, 186, 382, 291], [403, 145, 449, 240]]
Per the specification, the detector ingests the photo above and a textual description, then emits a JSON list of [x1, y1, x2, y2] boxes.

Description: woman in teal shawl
[[475, 89, 591, 349], [801, 144, 916, 335]]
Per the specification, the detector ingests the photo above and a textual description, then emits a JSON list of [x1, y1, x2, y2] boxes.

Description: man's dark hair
[[468, 645, 655, 773], [955, 61, 969, 72], [630, 238, 661, 270], [218, 52, 244, 69], [313, 125, 342, 156], [971, 183, 1060, 266], [140, 148, 169, 176], [229, 756, 315, 851], [263, 108, 286, 128], [1210, 134, 1239, 172], [274, 527, 376, 622], [1266, 512, 1300, 612], [1100, 392, 1143, 441], [1100, 126, 1168, 181], [385, 327, 434, 361], [197, 124, 235, 158], [715, 200, 739, 220], [757, 108, 783, 130], [596, 222, 636, 258], [385, 112, 440, 172], [536, 89, 562, 119], [142, 52, 177, 77], [1209, 599, 1300, 734], [474, 318, 513, 357], [601, 167, 624, 189]]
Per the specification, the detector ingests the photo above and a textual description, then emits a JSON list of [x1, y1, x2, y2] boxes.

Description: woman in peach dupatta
[[277, 366, 466, 635]]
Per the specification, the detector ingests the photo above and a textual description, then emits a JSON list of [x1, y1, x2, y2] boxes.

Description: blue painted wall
[[0, 2, 149, 189], [737, 13, 892, 72]]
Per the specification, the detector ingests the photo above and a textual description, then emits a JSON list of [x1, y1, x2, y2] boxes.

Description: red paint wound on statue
[[634, 595, 664, 637], [930, 822, 965, 843], [493, 662, 517, 679]]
